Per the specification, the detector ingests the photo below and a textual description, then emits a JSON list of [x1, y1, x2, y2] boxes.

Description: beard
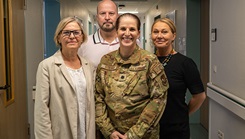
[[99, 22, 115, 32]]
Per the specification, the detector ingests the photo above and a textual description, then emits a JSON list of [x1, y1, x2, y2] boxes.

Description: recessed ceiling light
[[118, 11, 139, 14]]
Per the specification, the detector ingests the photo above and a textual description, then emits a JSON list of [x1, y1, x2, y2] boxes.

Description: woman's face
[[59, 21, 83, 51], [117, 16, 140, 48], [151, 21, 176, 49]]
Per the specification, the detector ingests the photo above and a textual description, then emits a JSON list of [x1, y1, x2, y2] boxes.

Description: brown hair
[[116, 13, 141, 31]]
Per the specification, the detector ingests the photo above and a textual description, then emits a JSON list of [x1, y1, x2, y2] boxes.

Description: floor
[[190, 124, 208, 139]]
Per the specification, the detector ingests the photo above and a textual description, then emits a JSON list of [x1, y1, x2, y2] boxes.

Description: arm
[[95, 66, 115, 138], [183, 58, 206, 115], [126, 58, 169, 139], [34, 62, 53, 139], [188, 92, 206, 115]]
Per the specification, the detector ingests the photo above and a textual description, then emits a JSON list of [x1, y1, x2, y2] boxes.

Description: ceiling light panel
[[90, 0, 147, 1]]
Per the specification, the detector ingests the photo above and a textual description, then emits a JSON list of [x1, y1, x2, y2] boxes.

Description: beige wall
[[144, 0, 186, 53], [24, 0, 45, 138], [60, 0, 96, 35], [208, 0, 245, 138]]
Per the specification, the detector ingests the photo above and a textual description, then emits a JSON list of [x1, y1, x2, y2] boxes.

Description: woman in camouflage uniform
[[95, 13, 169, 139]]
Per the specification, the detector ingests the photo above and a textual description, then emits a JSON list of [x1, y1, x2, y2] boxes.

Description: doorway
[[0, 0, 28, 138]]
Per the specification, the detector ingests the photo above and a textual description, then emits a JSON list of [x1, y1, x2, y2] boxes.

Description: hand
[[121, 134, 128, 139], [110, 131, 126, 139]]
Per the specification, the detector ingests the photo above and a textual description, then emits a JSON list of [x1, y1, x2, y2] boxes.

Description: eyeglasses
[[61, 30, 83, 37]]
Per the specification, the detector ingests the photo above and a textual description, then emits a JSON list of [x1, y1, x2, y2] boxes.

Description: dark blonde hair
[[54, 16, 87, 46], [151, 17, 176, 34]]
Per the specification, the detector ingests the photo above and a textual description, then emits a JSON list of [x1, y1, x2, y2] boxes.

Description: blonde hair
[[54, 16, 87, 47], [151, 17, 176, 34]]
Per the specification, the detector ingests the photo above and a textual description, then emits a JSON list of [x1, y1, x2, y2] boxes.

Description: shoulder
[[173, 53, 195, 63], [100, 50, 117, 64], [87, 34, 94, 42], [81, 34, 95, 47], [137, 49, 163, 71], [96, 51, 117, 72], [39, 54, 55, 66], [173, 53, 199, 71], [138, 48, 158, 62], [174, 52, 188, 59], [38, 50, 62, 68]]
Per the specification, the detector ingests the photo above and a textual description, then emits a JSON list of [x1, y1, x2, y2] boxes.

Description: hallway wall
[[60, 0, 96, 35], [208, 0, 245, 138], [144, 0, 186, 54], [25, 0, 44, 138]]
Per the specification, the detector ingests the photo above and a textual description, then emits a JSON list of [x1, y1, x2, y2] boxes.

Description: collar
[[93, 29, 119, 45], [115, 45, 141, 65]]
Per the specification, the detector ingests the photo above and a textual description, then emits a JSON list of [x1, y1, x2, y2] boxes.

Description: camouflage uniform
[[95, 46, 168, 139]]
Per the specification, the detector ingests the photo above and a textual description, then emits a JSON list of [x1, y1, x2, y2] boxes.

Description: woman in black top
[[151, 18, 206, 139]]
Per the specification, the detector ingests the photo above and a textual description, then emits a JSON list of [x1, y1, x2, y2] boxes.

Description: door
[[0, 0, 7, 96], [200, 0, 210, 130], [142, 23, 145, 49], [0, 0, 28, 138]]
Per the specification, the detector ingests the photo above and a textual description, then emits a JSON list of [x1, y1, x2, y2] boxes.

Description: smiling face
[[117, 16, 140, 49], [58, 21, 83, 51], [151, 21, 176, 49]]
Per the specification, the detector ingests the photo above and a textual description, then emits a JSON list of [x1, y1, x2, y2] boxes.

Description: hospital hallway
[[1, 0, 245, 139]]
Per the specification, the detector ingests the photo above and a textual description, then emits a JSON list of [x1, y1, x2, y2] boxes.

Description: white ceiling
[[81, 0, 160, 16]]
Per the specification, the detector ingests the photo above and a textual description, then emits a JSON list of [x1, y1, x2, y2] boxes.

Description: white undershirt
[[66, 66, 87, 139]]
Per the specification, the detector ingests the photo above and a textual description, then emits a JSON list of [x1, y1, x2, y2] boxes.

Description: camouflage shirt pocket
[[123, 64, 149, 100]]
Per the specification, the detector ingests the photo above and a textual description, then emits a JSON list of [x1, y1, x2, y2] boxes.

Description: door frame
[[0, 0, 28, 138]]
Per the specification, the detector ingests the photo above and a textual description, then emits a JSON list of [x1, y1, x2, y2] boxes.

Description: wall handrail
[[207, 82, 245, 107]]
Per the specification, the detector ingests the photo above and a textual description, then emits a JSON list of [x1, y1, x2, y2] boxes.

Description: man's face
[[97, 1, 118, 32]]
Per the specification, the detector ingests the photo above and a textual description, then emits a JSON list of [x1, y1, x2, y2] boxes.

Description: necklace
[[162, 54, 172, 67], [159, 49, 175, 67]]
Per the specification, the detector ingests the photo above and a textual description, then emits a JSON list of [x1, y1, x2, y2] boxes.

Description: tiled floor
[[190, 124, 208, 139]]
